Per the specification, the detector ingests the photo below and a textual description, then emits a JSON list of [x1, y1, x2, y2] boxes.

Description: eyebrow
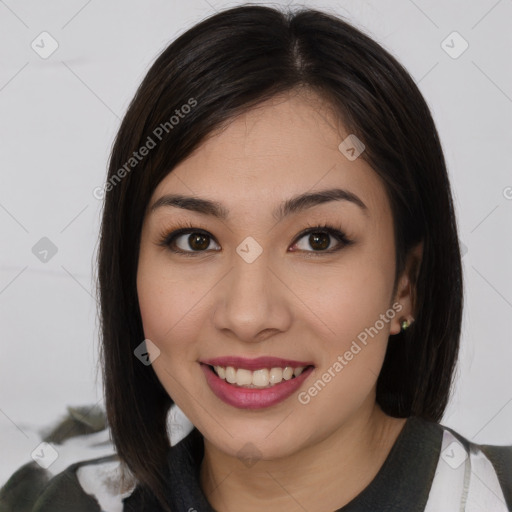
[[149, 187, 368, 222]]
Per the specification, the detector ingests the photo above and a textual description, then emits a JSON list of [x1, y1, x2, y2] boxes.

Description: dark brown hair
[[96, 4, 463, 509]]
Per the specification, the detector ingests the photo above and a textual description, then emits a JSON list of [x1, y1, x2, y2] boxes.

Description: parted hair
[[96, 4, 463, 509]]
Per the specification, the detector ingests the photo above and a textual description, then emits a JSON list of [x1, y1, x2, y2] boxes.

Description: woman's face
[[137, 90, 407, 461]]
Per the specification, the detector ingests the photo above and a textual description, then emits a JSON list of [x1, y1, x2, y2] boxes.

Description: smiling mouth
[[206, 364, 315, 389]]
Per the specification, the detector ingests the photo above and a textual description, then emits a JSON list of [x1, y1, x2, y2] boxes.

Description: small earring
[[400, 319, 411, 331]]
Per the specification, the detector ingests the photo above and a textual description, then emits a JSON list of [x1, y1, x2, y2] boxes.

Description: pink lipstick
[[199, 359, 315, 409]]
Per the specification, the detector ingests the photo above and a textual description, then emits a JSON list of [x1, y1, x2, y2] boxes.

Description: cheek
[[136, 253, 212, 361], [304, 240, 396, 378], [136, 263, 201, 402], [138, 276, 191, 347], [297, 268, 395, 417], [306, 253, 394, 339]]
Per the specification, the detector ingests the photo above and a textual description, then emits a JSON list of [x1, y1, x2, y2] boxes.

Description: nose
[[212, 249, 292, 344]]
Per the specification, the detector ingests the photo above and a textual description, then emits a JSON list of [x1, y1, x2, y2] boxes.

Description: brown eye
[[292, 227, 349, 253], [161, 229, 221, 254], [308, 232, 330, 250], [160, 223, 352, 257], [187, 233, 211, 251]]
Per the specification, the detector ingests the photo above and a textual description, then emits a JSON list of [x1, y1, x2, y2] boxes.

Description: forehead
[[149, 91, 389, 221]]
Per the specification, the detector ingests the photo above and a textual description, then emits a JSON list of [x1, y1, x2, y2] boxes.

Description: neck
[[199, 401, 407, 512]]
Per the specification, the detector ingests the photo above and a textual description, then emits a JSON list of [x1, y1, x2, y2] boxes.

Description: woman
[[3, 4, 510, 512]]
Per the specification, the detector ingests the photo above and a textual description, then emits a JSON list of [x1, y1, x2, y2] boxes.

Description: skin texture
[[136, 89, 422, 511]]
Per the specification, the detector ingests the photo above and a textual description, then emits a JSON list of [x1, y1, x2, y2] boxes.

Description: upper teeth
[[213, 366, 307, 388]]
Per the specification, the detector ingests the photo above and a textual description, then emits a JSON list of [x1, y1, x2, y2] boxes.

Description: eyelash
[[156, 221, 354, 258]]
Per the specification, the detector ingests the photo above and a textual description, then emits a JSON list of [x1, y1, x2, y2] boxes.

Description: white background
[[1, 0, 511, 486]]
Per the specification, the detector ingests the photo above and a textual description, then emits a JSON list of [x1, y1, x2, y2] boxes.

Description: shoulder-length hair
[[96, 4, 463, 509]]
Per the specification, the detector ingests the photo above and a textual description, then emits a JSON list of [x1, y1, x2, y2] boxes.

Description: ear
[[389, 241, 423, 335]]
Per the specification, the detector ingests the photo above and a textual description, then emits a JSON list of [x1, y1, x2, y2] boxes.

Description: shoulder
[[0, 405, 137, 512], [439, 419, 512, 471], [0, 454, 128, 512], [34, 456, 116, 512], [423, 417, 512, 511], [447, 422, 512, 500]]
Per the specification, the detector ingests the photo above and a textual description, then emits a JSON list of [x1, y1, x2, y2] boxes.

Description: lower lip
[[200, 363, 314, 409]]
